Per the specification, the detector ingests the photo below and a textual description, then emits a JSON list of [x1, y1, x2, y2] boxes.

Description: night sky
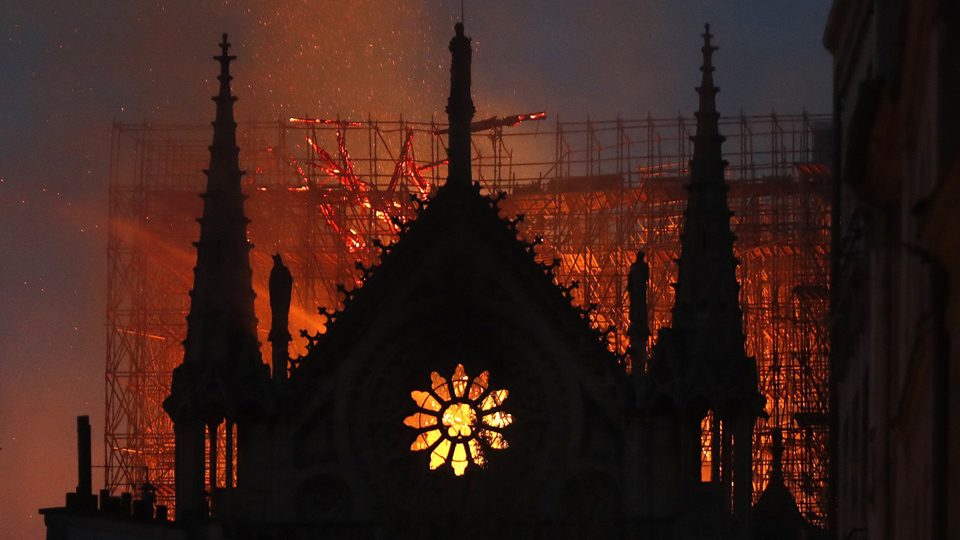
[[0, 1, 832, 537]]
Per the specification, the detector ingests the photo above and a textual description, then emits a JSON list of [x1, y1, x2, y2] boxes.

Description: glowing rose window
[[403, 364, 513, 476]]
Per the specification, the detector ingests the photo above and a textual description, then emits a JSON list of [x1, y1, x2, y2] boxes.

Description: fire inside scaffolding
[[106, 112, 832, 525]]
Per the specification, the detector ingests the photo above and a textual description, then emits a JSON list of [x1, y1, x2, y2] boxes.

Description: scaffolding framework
[[106, 112, 831, 525]]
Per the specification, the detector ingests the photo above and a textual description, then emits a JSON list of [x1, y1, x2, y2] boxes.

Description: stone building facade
[[43, 24, 826, 540], [825, 1, 960, 539]]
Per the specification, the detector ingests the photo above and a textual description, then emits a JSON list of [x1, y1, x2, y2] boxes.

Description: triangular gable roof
[[289, 181, 624, 418]]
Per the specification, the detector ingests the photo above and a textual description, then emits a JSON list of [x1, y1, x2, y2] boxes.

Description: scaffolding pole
[[105, 113, 832, 525]]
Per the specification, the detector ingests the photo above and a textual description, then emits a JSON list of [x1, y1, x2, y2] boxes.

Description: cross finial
[[219, 33, 230, 57], [215, 33, 237, 84], [702, 23, 714, 49]]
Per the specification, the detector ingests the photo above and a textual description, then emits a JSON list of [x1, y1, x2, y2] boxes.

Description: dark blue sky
[[0, 1, 833, 537]]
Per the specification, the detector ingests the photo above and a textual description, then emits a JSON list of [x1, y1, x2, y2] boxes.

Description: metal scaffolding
[[106, 112, 831, 525]]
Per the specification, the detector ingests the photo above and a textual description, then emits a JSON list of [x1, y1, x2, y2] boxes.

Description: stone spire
[[669, 23, 743, 372], [444, 22, 476, 190], [164, 34, 264, 520], [668, 25, 761, 520], [183, 32, 259, 367], [640, 26, 763, 522]]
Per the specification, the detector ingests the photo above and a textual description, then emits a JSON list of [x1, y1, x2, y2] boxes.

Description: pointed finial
[[445, 21, 476, 190], [207, 32, 242, 189], [701, 23, 717, 58], [215, 33, 236, 83], [770, 427, 784, 482], [213, 32, 238, 103], [693, 23, 721, 126]]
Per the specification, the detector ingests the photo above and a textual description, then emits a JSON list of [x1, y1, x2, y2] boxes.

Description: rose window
[[403, 364, 513, 476]]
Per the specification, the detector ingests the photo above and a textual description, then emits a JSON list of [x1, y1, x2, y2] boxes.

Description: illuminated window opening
[[701, 411, 716, 482], [404, 364, 513, 476]]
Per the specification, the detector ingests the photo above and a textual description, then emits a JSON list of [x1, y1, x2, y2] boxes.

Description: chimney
[[77, 416, 92, 497], [65, 415, 97, 511]]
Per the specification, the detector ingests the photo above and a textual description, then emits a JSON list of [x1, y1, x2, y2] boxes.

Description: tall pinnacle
[[164, 34, 263, 521], [670, 24, 743, 374], [182, 33, 259, 369], [642, 27, 762, 520], [444, 22, 476, 190]]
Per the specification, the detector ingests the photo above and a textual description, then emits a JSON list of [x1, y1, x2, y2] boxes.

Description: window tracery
[[404, 364, 512, 475]]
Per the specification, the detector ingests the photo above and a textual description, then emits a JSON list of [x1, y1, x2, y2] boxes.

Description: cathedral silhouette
[[42, 24, 827, 540]]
